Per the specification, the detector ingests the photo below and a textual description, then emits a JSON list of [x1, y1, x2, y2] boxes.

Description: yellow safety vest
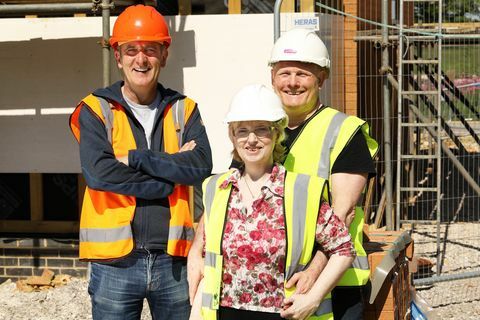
[[70, 94, 196, 260], [284, 107, 378, 286], [201, 170, 333, 320]]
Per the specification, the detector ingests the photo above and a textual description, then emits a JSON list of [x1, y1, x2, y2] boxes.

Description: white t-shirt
[[123, 93, 161, 149]]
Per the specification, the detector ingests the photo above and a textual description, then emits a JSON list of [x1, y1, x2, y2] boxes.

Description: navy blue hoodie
[[78, 81, 212, 252]]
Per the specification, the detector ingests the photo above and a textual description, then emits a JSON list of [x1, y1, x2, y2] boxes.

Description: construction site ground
[[0, 223, 479, 320]]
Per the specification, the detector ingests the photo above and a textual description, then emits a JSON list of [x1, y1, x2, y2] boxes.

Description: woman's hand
[[188, 278, 204, 320], [187, 251, 204, 305], [280, 292, 321, 320], [284, 268, 318, 294]]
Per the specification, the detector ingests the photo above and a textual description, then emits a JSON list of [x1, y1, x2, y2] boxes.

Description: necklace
[[243, 174, 270, 199]]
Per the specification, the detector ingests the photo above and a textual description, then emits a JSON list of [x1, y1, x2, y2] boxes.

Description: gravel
[[0, 222, 478, 319], [0, 278, 152, 320], [411, 222, 480, 320]]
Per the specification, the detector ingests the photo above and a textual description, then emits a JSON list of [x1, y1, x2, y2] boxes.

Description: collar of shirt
[[219, 163, 285, 200]]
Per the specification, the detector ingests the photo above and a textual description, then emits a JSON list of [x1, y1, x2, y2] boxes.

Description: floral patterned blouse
[[210, 164, 355, 313]]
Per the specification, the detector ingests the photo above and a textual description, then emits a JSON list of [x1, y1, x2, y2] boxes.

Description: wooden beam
[[178, 0, 192, 15], [300, 0, 314, 12], [0, 220, 79, 234], [281, 0, 295, 13], [29, 173, 43, 221], [228, 0, 241, 14]]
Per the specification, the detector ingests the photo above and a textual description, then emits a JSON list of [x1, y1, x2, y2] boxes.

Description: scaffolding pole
[[101, 0, 112, 87], [274, 0, 284, 41], [0, 3, 94, 14], [381, 0, 393, 230]]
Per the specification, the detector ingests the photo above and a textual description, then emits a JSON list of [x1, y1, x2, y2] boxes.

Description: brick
[[32, 249, 59, 257], [47, 259, 74, 268], [0, 257, 18, 266], [0, 276, 16, 284], [58, 250, 79, 258], [5, 268, 33, 277], [0, 267, 4, 275], [0, 239, 19, 248], [4, 249, 32, 257], [33, 268, 59, 276], [345, 77, 357, 86], [17, 239, 45, 248], [74, 260, 88, 268], [45, 239, 78, 249], [59, 268, 88, 278], [19, 258, 46, 267]]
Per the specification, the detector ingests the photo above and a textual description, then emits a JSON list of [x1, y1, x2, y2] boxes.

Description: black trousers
[[218, 307, 283, 320], [332, 284, 370, 320]]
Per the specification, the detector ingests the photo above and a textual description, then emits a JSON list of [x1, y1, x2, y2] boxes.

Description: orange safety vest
[[70, 94, 196, 260]]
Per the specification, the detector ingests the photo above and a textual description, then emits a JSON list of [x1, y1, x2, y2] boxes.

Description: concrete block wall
[[0, 238, 87, 284]]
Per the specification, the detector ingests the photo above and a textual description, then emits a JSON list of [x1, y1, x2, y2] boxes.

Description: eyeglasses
[[233, 126, 274, 140]]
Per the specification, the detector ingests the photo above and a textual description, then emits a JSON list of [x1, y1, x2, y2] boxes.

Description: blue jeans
[[88, 249, 191, 320]]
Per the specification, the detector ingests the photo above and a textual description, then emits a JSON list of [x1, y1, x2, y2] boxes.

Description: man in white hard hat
[[270, 28, 378, 320]]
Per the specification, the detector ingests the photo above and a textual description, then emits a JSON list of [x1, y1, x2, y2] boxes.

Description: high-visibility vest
[[201, 170, 333, 320], [284, 107, 379, 286], [69, 93, 196, 260]]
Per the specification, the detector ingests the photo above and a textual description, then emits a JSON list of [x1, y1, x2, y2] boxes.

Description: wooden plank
[[281, 0, 295, 13], [228, 0, 241, 14], [29, 173, 43, 221], [300, 0, 314, 12], [0, 220, 79, 234], [178, 0, 192, 15]]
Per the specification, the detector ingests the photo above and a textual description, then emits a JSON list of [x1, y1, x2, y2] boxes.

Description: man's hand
[[280, 292, 320, 320], [179, 140, 196, 153], [285, 251, 328, 294], [187, 251, 204, 305]]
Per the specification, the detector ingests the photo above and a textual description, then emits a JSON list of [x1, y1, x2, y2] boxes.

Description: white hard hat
[[225, 84, 287, 124], [268, 28, 331, 69]]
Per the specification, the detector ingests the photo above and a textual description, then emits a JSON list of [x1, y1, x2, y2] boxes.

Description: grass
[[442, 45, 480, 78], [417, 45, 480, 120]]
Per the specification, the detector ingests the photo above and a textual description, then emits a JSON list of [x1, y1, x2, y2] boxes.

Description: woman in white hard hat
[[189, 84, 355, 320]]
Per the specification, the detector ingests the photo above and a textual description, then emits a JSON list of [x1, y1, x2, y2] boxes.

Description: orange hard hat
[[109, 5, 171, 49]]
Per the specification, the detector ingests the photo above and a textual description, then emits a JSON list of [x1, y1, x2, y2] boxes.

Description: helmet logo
[[283, 48, 297, 54]]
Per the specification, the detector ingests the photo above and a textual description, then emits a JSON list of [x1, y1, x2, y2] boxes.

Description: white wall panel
[[0, 13, 342, 174]]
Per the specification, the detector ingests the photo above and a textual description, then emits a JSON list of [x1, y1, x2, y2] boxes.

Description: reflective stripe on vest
[[200, 171, 333, 320], [163, 99, 196, 257], [69, 94, 196, 260], [284, 107, 379, 286]]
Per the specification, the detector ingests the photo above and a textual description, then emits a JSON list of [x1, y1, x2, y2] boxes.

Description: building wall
[[0, 239, 87, 283], [0, 13, 344, 174]]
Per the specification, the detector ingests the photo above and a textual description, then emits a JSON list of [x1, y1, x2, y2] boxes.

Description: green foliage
[[415, 0, 480, 23]]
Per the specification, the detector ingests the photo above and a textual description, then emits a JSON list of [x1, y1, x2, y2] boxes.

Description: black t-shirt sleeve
[[331, 130, 376, 175]]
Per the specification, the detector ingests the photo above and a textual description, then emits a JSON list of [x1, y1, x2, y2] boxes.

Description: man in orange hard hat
[[69, 5, 212, 320]]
